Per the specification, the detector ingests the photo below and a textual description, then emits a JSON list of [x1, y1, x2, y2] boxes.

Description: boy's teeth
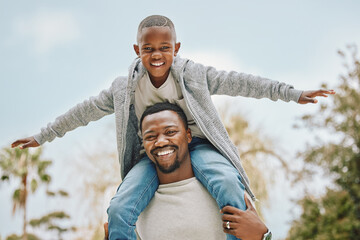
[[151, 62, 164, 66], [157, 149, 174, 156]]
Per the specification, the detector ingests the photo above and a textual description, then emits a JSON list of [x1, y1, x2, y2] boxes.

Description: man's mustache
[[150, 145, 178, 155]]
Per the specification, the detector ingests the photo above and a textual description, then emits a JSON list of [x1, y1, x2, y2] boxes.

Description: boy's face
[[134, 26, 180, 87]]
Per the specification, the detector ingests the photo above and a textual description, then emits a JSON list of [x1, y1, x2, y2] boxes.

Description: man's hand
[[221, 193, 268, 240], [11, 137, 40, 149], [298, 89, 335, 104]]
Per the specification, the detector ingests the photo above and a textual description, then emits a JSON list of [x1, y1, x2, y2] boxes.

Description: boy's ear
[[174, 42, 181, 56], [133, 44, 140, 57]]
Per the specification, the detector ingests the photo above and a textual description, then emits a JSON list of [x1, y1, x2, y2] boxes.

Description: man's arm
[[221, 193, 270, 240]]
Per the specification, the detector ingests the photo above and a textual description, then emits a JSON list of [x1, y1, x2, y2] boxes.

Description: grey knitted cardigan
[[34, 56, 302, 200]]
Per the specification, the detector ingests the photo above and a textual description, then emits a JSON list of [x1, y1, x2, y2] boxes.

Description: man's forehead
[[142, 111, 181, 132]]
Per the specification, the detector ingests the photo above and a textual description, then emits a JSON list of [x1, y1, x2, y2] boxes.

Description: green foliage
[[5, 234, 40, 240], [287, 45, 360, 239], [0, 147, 52, 214], [29, 210, 76, 239]]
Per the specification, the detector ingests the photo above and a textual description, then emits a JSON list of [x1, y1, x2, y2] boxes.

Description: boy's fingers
[[11, 139, 29, 148], [104, 222, 109, 239], [308, 97, 318, 103]]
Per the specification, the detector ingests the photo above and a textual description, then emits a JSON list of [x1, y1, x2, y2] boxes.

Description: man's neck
[[157, 161, 194, 184]]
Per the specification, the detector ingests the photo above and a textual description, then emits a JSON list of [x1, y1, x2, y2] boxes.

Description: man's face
[[142, 110, 191, 174], [133, 26, 181, 87]]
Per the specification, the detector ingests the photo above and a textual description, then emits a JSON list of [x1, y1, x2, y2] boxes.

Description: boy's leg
[[190, 140, 245, 240], [107, 156, 159, 240]]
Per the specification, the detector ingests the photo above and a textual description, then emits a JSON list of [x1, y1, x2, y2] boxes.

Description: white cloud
[[13, 10, 80, 54]]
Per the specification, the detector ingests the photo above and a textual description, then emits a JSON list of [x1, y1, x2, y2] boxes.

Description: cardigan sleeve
[[184, 60, 302, 103], [206, 65, 302, 102], [34, 83, 115, 145]]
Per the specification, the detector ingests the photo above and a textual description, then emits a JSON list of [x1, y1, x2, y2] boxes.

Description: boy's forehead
[[137, 26, 176, 44]]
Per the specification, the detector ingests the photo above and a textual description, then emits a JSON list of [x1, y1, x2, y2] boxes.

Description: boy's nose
[[151, 51, 162, 59]]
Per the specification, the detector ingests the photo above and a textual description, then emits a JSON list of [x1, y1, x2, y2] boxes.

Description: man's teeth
[[157, 149, 174, 156], [151, 62, 164, 66]]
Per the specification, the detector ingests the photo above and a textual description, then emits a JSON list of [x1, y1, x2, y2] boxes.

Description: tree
[[221, 108, 290, 216], [29, 211, 76, 240], [0, 147, 52, 240], [287, 45, 360, 239]]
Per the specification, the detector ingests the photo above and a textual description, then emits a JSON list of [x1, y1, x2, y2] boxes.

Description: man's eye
[[166, 130, 177, 135], [145, 135, 156, 141]]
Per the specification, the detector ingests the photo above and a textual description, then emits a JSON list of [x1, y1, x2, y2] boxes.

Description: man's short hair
[[137, 15, 177, 43], [140, 102, 188, 133]]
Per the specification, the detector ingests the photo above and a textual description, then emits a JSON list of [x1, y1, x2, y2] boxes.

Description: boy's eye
[[161, 46, 170, 50], [143, 47, 152, 51]]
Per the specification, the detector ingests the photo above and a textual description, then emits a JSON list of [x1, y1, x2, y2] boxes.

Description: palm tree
[[0, 147, 52, 240]]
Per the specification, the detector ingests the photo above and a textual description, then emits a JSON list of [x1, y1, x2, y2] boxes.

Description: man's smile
[[151, 145, 178, 158], [156, 149, 175, 156]]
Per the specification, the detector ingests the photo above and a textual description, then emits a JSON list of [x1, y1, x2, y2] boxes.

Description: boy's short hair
[[140, 102, 188, 133], [137, 15, 176, 43]]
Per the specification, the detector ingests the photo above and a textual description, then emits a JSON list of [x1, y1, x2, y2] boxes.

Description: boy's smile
[[134, 26, 180, 88]]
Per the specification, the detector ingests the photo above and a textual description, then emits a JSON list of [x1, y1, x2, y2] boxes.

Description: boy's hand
[[104, 222, 109, 240], [298, 89, 335, 104], [11, 137, 40, 149]]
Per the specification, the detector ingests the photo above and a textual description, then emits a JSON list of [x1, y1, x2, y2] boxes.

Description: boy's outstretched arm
[[298, 89, 335, 104], [11, 137, 39, 149]]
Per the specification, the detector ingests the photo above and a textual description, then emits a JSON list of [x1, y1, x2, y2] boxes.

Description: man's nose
[[154, 134, 169, 147]]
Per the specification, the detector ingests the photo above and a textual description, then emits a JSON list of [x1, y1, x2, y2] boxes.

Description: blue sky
[[1, 0, 360, 238]]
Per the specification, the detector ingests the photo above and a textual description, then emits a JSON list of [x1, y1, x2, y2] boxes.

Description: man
[[105, 102, 272, 240]]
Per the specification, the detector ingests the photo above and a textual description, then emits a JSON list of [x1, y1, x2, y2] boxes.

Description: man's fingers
[[244, 193, 255, 211], [223, 227, 237, 236], [221, 205, 240, 215], [222, 214, 238, 222]]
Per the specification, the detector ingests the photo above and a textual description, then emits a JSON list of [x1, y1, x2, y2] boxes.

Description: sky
[[1, 0, 360, 239]]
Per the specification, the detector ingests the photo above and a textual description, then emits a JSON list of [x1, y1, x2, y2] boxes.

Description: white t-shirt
[[135, 177, 226, 240], [134, 72, 205, 139]]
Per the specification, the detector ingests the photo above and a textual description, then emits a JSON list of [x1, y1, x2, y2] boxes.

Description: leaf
[[1, 175, 9, 181], [30, 179, 38, 193]]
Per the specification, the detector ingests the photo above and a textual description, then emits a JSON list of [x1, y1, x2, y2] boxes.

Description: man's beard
[[151, 145, 180, 174], [155, 158, 181, 174]]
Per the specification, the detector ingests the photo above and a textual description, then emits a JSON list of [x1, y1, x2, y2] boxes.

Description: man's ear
[[174, 42, 181, 56], [133, 44, 140, 57], [186, 128, 192, 143]]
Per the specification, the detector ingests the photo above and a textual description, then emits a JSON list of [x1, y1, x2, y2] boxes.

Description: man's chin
[[157, 160, 180, 174]]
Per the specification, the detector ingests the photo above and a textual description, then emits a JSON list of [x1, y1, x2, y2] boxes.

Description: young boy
[[12, 15, 335, 240]]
